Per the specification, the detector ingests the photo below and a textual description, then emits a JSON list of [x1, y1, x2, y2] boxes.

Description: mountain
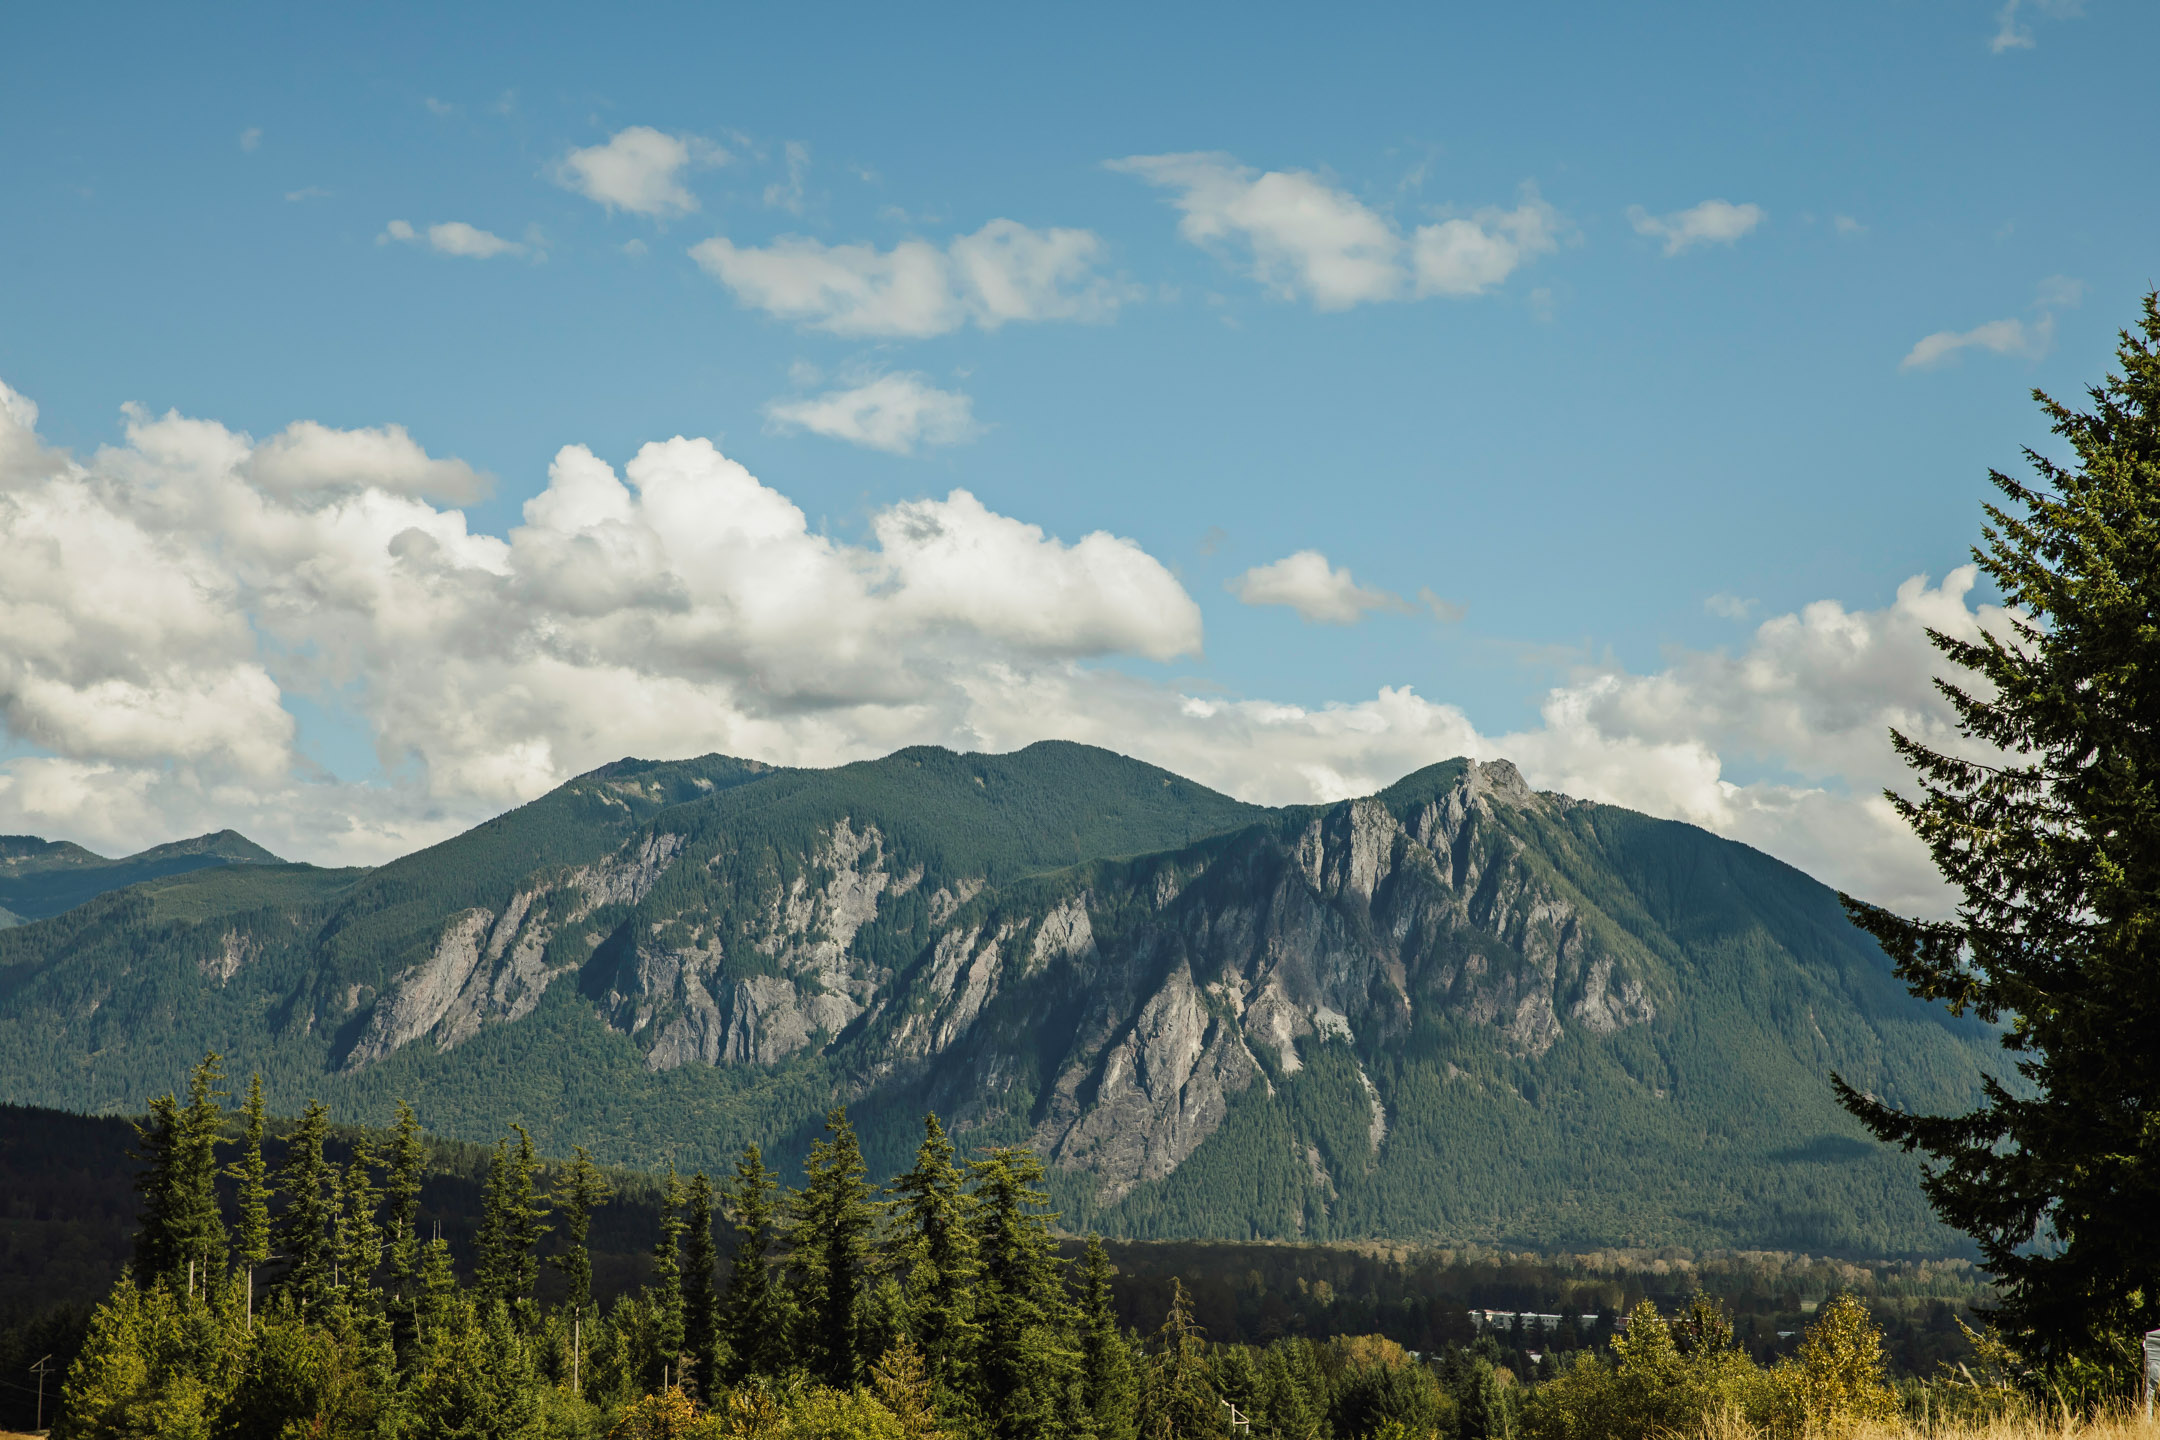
[[0, 828, 283, 925], [0, 742, 1998, 1256]]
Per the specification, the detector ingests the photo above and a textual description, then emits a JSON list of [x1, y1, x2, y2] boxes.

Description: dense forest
[[5, 1056, 1986, 1438]]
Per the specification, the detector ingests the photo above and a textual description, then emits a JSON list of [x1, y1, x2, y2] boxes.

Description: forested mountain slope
[[0, 742, 1999, 1255], [0, 828, 282, 925]]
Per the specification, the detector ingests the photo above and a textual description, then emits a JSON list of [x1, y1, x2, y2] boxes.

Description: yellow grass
[[1693, 1407, 2160, 1440]]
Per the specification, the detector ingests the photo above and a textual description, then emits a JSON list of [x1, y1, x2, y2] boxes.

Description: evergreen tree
[[129, 1053, 229, 1290], [967, 1145, 1077, 1440], [229, 1074, 273, 1328], [1139, 1281, 1221, 1440], [721, 1142, 790, 1383], [681, 1171, 721, 1399], [273, 1101, 339, 1316], [1835, 292, 2160, 1375], [381, 1101, 427, 1319], [474, 1125, 550, 1313], [647, 1162, 687, 1389], [889, 1113, 979, 1394], [333, 1141, 385, 1318], [550, 1146, 613, 1330], [1078, 1235, 1138, 1440], [787, 1107, 877, 1389]]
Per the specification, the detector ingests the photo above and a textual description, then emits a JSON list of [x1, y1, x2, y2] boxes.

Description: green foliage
[[1836, 292, 2160, 1383], [685, 1171, 722, 1399], [789, 1111, 877, 1390], [130, 1053, 229, 1288], [723, 1144, 793, 1385], [478, 1125, 553, 1310], [275, 1101, 339, 1316]]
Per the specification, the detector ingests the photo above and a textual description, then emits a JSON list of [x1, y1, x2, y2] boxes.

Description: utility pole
[[29, 1353, 51, 1432], [1220, 1397, 1250, 1434]]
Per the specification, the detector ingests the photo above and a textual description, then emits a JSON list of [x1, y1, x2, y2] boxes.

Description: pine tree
[[787, 1107, 877, 1389], [1139, 1280, 1221, 1440], [380, 1099, 427, 1343], [1835, 292, 2160, 1373], [274, 1100, 339, 1316], [967, 1145, 1077, 1440], [648, 1162, 687, 1390], [722, 1143, 790, 1383], [682, 1171, 721, 1399], [334, 1140, 385, 1317], [550, 1146, 613, 1330], [229, 1074, 273, 1328], [474, 1125, 550, 1314], [1078, 1235, 1138, 1440], [130, 1052, 229, 1290], [890, 1113, 979, 1394]]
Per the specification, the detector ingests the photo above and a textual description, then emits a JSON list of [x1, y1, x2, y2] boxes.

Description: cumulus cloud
[[0, 377, 1990, 916], [379, 219, 528, 259], [1228, 550, 1408, 624], [691, 219, 1122, 336], [765, 373, 980, 454], [1627, 199, 1765, 255], [553, 126, 724, 218], [1110, 152, 1561, 309]]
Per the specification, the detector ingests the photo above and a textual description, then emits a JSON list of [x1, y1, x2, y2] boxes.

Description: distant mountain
[[0, 743, 1998, 1255], [0, 828, 283, 925]]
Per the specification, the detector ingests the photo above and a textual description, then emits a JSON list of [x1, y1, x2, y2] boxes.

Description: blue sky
[[0, 1, 2151, 908]]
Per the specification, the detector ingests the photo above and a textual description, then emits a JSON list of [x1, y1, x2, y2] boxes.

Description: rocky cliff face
[[331, 757, 1655, 1202]]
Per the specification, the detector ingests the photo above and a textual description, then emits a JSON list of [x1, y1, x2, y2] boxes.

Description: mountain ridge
[[0, 827, 285, 926], [0, 741, 1995, 1256]]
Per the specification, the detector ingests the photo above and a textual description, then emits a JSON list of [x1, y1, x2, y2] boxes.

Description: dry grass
[[1693, 1408, 2160, 1440]]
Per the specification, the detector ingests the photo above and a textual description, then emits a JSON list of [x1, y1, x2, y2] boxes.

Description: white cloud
[[1627, 199, 1765, 256], [239, 128, 262, 153], [1229, 550, 1407, 624], [1990, 0, 2083, 52], [1704, 592, 1758, 620], [1833, 214, 1865, 236], [379, 219, 528, 259], [245, 420, 491, 503], [765, 141, 810, 214], [554, 126, 723, 219], [1900, 276, 2080, 371], [690, 219, 1122, 337], [1900, 316, 2046, 371], [0, 376, 1992, 916], [765, 373, 980, 454], [1111, 152, 1561, 309]]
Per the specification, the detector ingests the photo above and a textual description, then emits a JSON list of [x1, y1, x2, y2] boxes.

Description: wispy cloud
[[765, 141, 811, 214], [1990, 0, 2084, 53], [1626, 199, 1764, 256], [238, 127, 262, 153], [378, 219, 530, 260], [765, 372, 981, 454], [1110, 152, 1562, 309], [692, 219, 1125, 337], [1899, 276, 2081, 371]]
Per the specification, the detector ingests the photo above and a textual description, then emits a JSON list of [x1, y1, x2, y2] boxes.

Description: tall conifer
[[787, 1107, 877, 1389], [1078, 1235, 1138, 1440], [683, 1172, 721, 1398], [229, 1074, 273, 1326], [274, 1101, 340, 1314], [968, 1145, 1077, 1440], [1836, 292, 2160, 1369], [550, 1146, 613, 1327], [722, 1143, 790, 1383], [649, 1162, 687, 1388], [890, 1113, 979, 1393], [381, 1101, 427, 1326]]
